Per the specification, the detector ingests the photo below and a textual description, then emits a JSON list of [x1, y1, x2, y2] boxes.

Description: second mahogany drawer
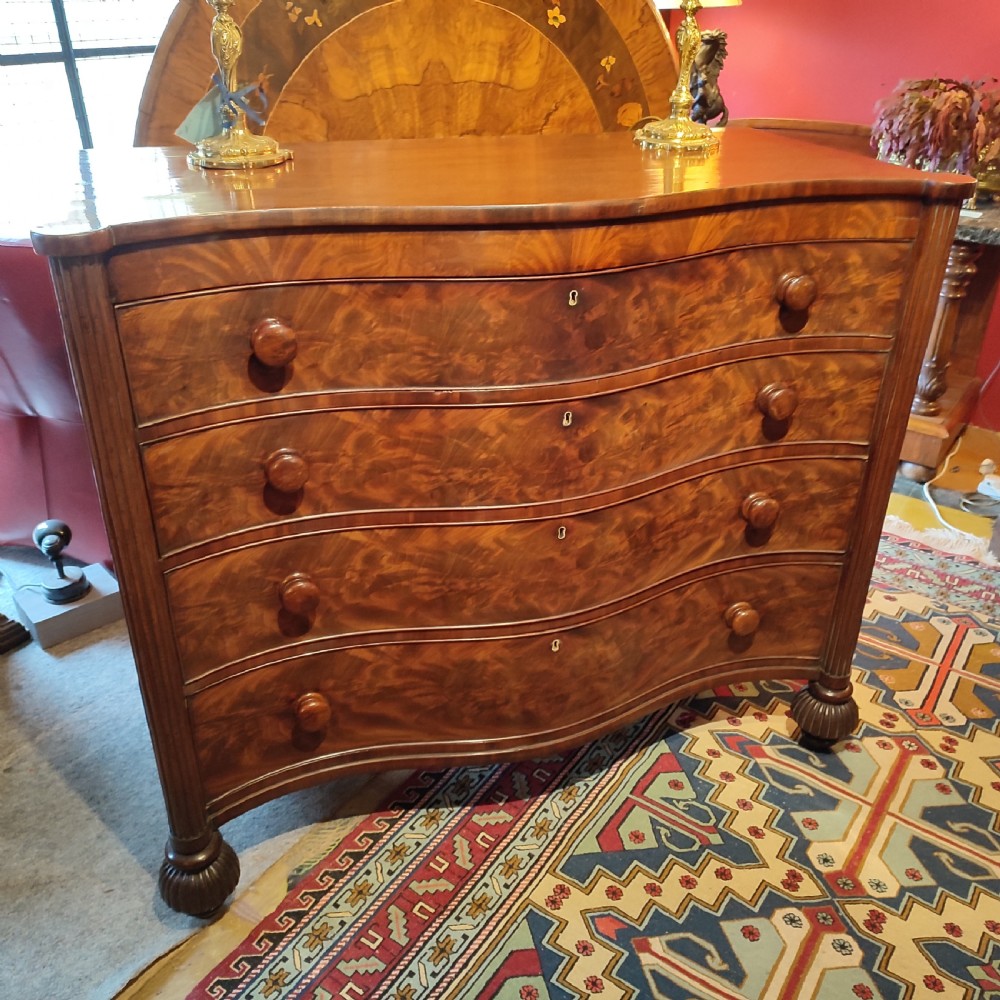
[[144, 349, 886, 554]]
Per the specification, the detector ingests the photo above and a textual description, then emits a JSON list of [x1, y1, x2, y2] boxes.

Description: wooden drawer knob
[[265, 448, 309, 493], [776, 272, 818, 312], [725, 601, 760, 637], [294, 691, 331, 733], [250, 318, 298, 368], [741, 492, 781, 530], [756, 382, 799, 422], [279, 572, 320, 616]]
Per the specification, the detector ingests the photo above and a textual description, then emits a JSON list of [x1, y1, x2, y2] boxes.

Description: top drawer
[[105, 196, 922, 299], [116, 241, 907, 426]]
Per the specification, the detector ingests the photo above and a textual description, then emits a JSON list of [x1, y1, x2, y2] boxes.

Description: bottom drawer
[[189, 561, 843, 813]]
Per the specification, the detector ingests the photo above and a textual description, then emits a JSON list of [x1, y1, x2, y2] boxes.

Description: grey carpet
[[0, 549, 358, 1000]]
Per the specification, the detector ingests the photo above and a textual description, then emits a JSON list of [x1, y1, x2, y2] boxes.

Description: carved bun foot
[[158, 829, 240, 917], [790, 678, 859, 753], [898, 461, 934, 483]]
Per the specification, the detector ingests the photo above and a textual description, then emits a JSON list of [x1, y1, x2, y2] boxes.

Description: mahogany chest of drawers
[[32, 130, 971, 915]]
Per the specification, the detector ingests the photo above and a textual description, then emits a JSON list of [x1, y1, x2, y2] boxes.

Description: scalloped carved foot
[[790, 678, 860, 753], [158, 829, 240, 917]]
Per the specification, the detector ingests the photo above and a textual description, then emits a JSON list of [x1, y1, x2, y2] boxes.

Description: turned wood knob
[[279, 572, 321, 616], [741, 492, 781, 530], [775, 272, 818, 312], [294, 691, 331, 733], [250, 318, 298, 368], [264, 448, 309, 493], [756, 382, 799, 422], [724, 601, 760, 637]]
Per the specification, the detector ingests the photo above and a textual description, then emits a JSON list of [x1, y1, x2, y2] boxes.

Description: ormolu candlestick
[[188, 0, 292, 169]]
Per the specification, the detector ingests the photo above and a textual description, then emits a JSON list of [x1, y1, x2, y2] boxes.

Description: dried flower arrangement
[[871, 77, 1000, 178]]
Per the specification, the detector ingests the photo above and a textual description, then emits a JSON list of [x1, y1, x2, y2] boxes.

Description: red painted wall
[[673, 0, 1000, 427]]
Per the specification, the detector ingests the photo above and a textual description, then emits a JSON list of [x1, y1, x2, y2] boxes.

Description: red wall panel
[[675, 0, 1000, 427]]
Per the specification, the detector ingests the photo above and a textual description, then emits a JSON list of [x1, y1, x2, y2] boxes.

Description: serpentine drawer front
[[143, 351, 886, 554], [165, 456, 865, 680], [188, 560, 845, 816], [116, 241, 907, 425], [32, 132, 971, 915]]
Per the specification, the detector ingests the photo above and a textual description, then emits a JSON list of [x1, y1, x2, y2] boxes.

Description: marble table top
[[957, 198, 1000, 245]]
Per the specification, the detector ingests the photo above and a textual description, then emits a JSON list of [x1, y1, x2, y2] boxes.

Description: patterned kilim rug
[[873, 530, 999, 617], [188, 534, 1000, 1000]]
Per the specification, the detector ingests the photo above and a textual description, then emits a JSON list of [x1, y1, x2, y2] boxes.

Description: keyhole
[[557, 525, 567, 540], [551, 639, 561, 652], [568, 289, 579, 307], [562, 411, 573, 427]]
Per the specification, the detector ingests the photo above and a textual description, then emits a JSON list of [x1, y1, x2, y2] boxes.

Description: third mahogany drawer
[[167, 456, 863, 680]]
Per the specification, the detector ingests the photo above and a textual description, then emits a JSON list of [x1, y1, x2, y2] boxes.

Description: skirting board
[[14, 563, 123, 649]]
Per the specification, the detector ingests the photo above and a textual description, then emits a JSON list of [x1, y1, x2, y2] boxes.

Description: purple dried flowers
[[871, 77, 1000, 175]]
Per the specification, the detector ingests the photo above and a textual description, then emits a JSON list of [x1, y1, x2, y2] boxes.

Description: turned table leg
[[789, 674, 860, 752], [911, 241, 982, 417], [898, 240, 983, 481]]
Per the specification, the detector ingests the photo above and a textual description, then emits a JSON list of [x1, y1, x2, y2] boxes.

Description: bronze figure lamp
[[635, 0, 741, 151]]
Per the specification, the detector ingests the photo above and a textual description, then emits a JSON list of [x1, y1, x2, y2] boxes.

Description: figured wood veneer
[[33, 133, 971, 915], [166, 456, 866, 680], [105, 195, 923, 299], [116, 241, 907, 427], [189, 560, 844, 814], [143, 351, 886, 554], [134, 0, 678, 147]]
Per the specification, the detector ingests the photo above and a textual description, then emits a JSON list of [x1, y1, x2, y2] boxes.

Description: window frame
[[0, 0, 160, 148]]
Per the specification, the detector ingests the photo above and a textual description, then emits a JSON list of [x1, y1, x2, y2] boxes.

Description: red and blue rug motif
[[190, 571, 1000, 999]]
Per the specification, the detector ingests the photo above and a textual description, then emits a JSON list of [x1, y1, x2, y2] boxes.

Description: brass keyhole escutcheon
[[568, 289, 579, 307], [551, 639, 561, 652], [557, 525, 567, 540], [562, 411, 573, 427]]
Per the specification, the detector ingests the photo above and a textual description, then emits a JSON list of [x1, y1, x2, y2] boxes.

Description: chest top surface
[[28, 129, 973, 257]]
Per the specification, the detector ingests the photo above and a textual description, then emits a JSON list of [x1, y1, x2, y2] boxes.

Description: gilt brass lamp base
[[635, 0, 721, 153], [189, 122, 292, 170], [634, 114, 720, 152], [189, 0, 292, 170]]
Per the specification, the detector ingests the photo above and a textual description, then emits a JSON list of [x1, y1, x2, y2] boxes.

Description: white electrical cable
[[912, 431, 1000, 570], [980, 353, 1000, 397], [920, 437, 967, 535], [974, 353, 1000, 427], [891, 432, 999, 566]]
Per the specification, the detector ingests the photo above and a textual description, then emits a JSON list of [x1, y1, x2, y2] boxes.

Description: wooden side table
[[899, 202, 1000, 479]]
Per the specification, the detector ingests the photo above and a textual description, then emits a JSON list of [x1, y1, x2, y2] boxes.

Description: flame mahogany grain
[[33, 131, 972, 915], [116, 242, 907, 426]]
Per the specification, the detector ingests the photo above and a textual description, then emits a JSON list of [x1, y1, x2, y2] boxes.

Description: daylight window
[[0, 0, 177, 155]]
